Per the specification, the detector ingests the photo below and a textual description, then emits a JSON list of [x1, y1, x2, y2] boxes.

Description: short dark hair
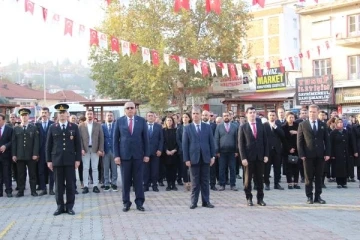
[[319, 110, 326, 114], [0, 113, 5, 120], [286, 111, 295, 117], [147, 111, 155, 116], [268, 110, 276, 114], [41, 107, 49, 112], [106, 111, 114, 115], [246, 107, 256, 113]]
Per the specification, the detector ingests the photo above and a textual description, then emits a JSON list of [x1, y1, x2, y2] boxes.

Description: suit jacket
[[35, 120, 54, 151], [182, 122, 215, 164], [0, 125, 13, 161], [102, 122, 115, 154], [214, 122, 238, 153], [297, 120, 331, 159], [148, 123, 163, 156], [275, 119, 286, 126], [264, 122, 285, 154], [113, 115, 150, 160], [46, 122, 82, 166], [78, 121, 104, 153], [11, 124, 39, 160], [238, 120, 269, 162]]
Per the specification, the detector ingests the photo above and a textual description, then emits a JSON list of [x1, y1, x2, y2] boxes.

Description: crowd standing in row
[[0, 102, 358, 215]]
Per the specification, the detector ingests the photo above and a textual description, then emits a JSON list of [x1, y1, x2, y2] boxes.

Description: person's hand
[[185, 161, 191, 167], [81, 150, 85, 156], [324, 156, 330, 161], [156, 150, 162, 157], [235, 153, 238, 157], [12, 156, 17, 162], [355, 153, 358, 157], [210, 157, 215, 166], [216, 153, 220, 158], [114, 157, 121, 165], [75, 161, 80, 169], [0, 145, 6, 153], [166, 150, 172, 156], [290, 148, 295, 154], [32, 156, 38, 161], [47, 162, 53, 171], [143, 157, 150, 162], [97, 151, 103, 156], [171, 149, 177, 155], [290, 130, 297, 135], [264, 156, 268, 163], [301, 157, 306, 161], [242, 159, 248, 167]]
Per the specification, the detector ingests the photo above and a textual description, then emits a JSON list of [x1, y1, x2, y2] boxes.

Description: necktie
[[149, 124, 153, 137], [129, 118, 133, 134], [23, 126, 26, 132], [225, 123, 229, 132], [108, 123, 112, 133], [0, 127, 2, 139], [312, 121, 317, 134], [62, 124, 66, 132], [251, 122, 257, 138], [196, 124, 201, 134]]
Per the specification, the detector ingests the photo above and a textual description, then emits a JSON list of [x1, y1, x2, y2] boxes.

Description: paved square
[[0, 174, 359, 240]]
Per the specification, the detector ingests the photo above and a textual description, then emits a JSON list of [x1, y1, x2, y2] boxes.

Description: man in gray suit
[[183, 107, 215, 209], [214, 112, 239, 191]]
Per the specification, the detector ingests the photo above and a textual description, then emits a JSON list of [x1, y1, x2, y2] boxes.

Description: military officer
[[46, 104, 81, 216], [11, 108, 39, 197]]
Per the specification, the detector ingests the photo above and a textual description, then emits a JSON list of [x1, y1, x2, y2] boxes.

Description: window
[[311, 20, 331, 39], [294, 56, 300, 70], [293, 18, 297, 29], [348, 14, 360, 36], [293, 38, 298, 48], [349, 56, 360, 80], [313, 59, 331, 76]]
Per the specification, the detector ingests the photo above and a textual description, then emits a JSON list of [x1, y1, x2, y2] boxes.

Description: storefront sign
[[212, 74, 251, 92], [296, 75, 334, 105], [342, 106, 360, 114], [256, 67, 286, 92]]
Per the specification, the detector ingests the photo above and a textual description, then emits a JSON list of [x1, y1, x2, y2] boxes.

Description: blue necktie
[[196, 124, 201, 134], [312, 121, 317, 134], [149, 124, 153, 137]]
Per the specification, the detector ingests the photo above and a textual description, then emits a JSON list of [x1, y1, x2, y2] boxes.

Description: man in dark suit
[[295, 108, 308, 124], [275, 107, 286, 125], [183, 107, 215, 209], [238, 107, 268, 206], [12, 108, 39, 197], [35, 107, 55, 196], [0, 114, 13, 197], [102, 111, 118, 191], [46, 104, 81, 216], [297, 104, 331, 204], [263, 110, 285, 190], [144, 111, 163, 192], [114, 101, 149, 212], [202, 110, 218, 191]]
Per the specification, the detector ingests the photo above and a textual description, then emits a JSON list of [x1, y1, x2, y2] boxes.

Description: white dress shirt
[[87, 121, 93, 145]]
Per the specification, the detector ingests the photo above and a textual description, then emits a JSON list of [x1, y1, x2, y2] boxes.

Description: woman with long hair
[[176, 113, 192, 191], [162, 116, 179, 191]]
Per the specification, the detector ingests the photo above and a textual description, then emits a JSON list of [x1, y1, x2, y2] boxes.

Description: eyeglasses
[[210, 115, 214, 117], [126, 107, 135, 110]]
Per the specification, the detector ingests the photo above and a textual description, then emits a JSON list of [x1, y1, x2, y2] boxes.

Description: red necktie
[[251, 122, 257, 138], [0, 127, 2, 139], [129, 118, 133, 135]]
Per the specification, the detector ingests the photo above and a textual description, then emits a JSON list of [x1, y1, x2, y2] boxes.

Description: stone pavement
[[0, 173, 360, 240]]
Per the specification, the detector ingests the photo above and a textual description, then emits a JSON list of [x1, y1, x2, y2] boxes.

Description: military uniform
[[46, 104, 81, 214], [11, 117, 39, 196]]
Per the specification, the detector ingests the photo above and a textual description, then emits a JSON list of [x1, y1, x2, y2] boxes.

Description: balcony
[[336, 32, 360, 47]]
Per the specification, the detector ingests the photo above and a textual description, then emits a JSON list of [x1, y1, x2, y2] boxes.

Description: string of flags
[[22, 0, 331, 79]]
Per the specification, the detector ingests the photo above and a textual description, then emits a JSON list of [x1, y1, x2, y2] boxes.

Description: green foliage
[[89, 0, 252, 111]]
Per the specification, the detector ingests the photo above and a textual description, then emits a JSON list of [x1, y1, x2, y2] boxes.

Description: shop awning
[[223, 90, 295, 104], [336, 88, 360, 104]]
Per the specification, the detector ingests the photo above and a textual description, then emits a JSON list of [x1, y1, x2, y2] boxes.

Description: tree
[[89, 0, 252, 112]]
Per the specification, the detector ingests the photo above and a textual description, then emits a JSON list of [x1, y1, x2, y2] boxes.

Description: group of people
[[1, 101, 358, 215]]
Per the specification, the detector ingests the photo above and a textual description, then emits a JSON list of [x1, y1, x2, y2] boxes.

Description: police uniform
[[46, 104, 81, 215], [11, 108, 40, 197]]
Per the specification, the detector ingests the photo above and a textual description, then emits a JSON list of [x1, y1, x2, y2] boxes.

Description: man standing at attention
[[297, 104, 330, 204], [114, 102, 149, 212], [46, 104, 81, 215], [79, 109, 104, 194], [238, 107, 268, 206], [183, 107, 215, 209]]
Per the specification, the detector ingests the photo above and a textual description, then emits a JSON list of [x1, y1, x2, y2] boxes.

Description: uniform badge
[[70, 131, 74, 140]]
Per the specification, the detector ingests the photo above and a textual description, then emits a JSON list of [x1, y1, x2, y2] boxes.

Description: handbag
[[288, 155, 299, 164]]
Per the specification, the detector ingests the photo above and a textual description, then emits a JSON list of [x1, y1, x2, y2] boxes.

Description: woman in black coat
[[330, 118, 357, 188], [162, 116, 179, 191], [282, 112, 300, 189]]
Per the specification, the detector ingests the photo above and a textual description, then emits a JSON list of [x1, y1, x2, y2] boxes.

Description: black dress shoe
[[342, 185, 348, 188], [210, 186, 218, 191], [177, 181, 184, 186], [144, 187, 149, 192], [31, 192, 38, 197], [159, 182, 164, 187], [82, 187, 89, 194], [307, 197, 314, 204], [123, 203, 132, 212], [288, 185, 293, 189], [6, 193, 13, 198], [16, 192, 24, 198], [257, 200, 266, 206], [166, 186, 171, 191], [36, 186, 41, 191], [152, 186, 159, 192], [172, 186, 178, 191], [53, 208, 65, 216], [314, 197, 326, 204], [274, 184, 284, 190], [49, 190, 55, 195], [265, 184, 270, 191], [93, 186, 100, 193], [67, 209, 75, 215], [136, 206, 145, 211], [0, 193, 3, 197], [38, 190, 47, 196], [202, 202, 215, 208], [190, 204, 197, 209], [337, 185, 342, 188], [247, 199, 253, 206], [75, 190, 79, 195], [293, 185, 301, 189]]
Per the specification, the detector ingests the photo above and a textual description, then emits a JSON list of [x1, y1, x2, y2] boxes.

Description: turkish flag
[[229, 64, 237, 79], [217, 62, 224, 69], [90, 29, 99, 46], [201, 62, 209, 77], [170, 55, 180, 63], [174, 0, 190, 12], [111, 36, 119, 53], [151, 50, 160, 66], [42, 7, 48, 22], [243, 63, 250, 69], [205, 0, 221, 15], [289, 57, 294, 70], [106, 0, 111, 5], [306, 50, 310, 59], [25, 0, 34, 15], [252, 0, 265, 8], [256, 63, 263, 77], [278, 60, 285, 73], [188, 59, 198, 65], [299, 53, 303, 58], [64, 18, 73, 36], [130, 43, 138, 54]]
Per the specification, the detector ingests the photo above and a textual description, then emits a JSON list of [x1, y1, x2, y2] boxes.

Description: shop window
[[313, 59, 331, 76]]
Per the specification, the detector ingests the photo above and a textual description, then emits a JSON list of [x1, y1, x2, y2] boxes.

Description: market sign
[[256, 67, 286, 92], [295, 75, 334, 105]]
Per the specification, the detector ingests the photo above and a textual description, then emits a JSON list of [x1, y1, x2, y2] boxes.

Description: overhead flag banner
[[256, 67, 286, 92]]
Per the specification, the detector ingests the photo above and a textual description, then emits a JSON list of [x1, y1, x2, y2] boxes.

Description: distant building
[[48, 85, 63, 93]]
